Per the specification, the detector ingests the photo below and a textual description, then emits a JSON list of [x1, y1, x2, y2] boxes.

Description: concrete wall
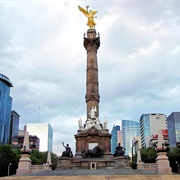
[[31, 164, 50, 174], [143, 163, 157, 172]]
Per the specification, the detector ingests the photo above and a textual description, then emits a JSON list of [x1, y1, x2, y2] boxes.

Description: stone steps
[[1, 175, 180, 180]]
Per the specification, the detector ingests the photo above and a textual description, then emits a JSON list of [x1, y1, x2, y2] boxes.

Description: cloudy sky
[[1, 0, 180, 155]]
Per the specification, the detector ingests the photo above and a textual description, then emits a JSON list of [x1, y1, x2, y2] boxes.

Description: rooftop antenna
[[38, 106, 40, 122]]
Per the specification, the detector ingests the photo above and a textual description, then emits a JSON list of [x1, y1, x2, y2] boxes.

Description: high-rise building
[[167, 112, 180, 147], [9, 110, 20, 144], [111, 125, 122, 154], [139, 113, 167, 148], [0, 73, 13, 145], [26, 123, 53, 152], [11, 129, 40, 150], [122, 120, 140, 157]]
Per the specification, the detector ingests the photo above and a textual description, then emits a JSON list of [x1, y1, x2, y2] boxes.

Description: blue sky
[[0, 0, 180, 155]]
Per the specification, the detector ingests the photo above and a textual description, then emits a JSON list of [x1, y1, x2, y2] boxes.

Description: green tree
[[131, 146, 180, 173], [130, 153, 137, 169], [0, 145, 20, 176], [130, 147, 157, 169], [30, 150, 59, 170], [30, 150, 45, 164], [167, 147, 180, 173], [141, 147, 157, 163], [50, 152, 59, 170]]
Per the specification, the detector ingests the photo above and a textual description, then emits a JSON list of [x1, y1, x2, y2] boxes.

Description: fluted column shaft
[[84, 29, 100, 119]]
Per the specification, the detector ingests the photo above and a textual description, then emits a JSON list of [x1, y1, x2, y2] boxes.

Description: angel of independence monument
[[72, 5, 115, 169], [57, 6, 129, 169]]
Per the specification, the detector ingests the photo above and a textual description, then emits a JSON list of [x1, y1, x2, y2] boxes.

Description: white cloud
[[170, 45, 180, 55], [128, 40, 160, 60]]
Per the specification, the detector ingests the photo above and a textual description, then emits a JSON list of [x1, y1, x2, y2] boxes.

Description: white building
[[26, 123, 53, 152]]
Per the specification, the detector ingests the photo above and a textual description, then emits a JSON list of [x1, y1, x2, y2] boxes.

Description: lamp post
[[131, 139, 134, 158], [175, 161, 179, 174], [8, 163, 11, 176]]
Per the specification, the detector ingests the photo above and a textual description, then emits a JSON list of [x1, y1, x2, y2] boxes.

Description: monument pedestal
[[64, 127, 115, 169], [72, 158, 115, 169], [114, 156, 130, 168], [16, 131, 32, 175], [155, 130, 172, 174], [137, 163, 145, 169], [156, 151, 172, 174], [16, 152, 31, 175], [75, 127, 112, 156], [56, 157, 73, 170]]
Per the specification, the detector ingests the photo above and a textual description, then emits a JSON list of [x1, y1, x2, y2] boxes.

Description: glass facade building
[[9, 110, 20, 144], [26, 123, 53, 152], [122, 120, 140, 157], [139, 114, 150, 147], [167, 112, 180, 147], [111, 125, 120, 154], [0, 73, 13, 145]]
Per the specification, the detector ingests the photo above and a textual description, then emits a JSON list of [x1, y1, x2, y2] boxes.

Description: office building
[[9, 110, 20, 144], [167, 112, 180, 147], [139, 113, 167, 148], [26, 123, 53, 152], [12, 129, 40, 150], [122, 120, 140, 157], [0, 73, 13, 145]]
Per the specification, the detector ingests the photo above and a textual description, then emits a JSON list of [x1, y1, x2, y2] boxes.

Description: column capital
[[84, 37, 100, 50]]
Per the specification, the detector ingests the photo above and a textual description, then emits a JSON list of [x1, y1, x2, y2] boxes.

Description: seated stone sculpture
[[113, 143, 125, 157], [82, 146, 104, 158], [61, 142, 73, 158]]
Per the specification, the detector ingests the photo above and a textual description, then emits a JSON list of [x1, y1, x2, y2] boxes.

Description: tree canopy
[[131, 146, 180, 173], [0, 145, 59, 176], [0, 145, 20, 176]]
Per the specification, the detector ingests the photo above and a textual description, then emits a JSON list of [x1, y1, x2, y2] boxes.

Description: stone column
[[16, 131, 31, 175], [84, 29, 100, 118], [46, 151, 52, 165], [137, 148, 144, 169], [156, 129, 172, 174]]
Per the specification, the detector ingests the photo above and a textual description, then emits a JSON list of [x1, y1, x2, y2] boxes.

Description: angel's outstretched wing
[[92, 11, 98, 16], [78, 5, 88, 17]]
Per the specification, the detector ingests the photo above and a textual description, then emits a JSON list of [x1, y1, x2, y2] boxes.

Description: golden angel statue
[[78, 5, 98, 29]]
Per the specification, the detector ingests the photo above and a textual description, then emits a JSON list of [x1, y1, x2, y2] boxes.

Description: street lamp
[[8, 163, 12, 176], [175, 161, 179, 174]]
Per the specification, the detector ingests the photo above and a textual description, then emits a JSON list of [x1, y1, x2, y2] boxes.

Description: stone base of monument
[[56, 157, 73, 170], [137, 162, 145, 169], [56, 156, 131, 170], [56, 156, 115, 170], [72, 158, 115, 169], [156, 151, 172, 174], [114, 156, 130, 168], [16, 153, 31, 175]]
